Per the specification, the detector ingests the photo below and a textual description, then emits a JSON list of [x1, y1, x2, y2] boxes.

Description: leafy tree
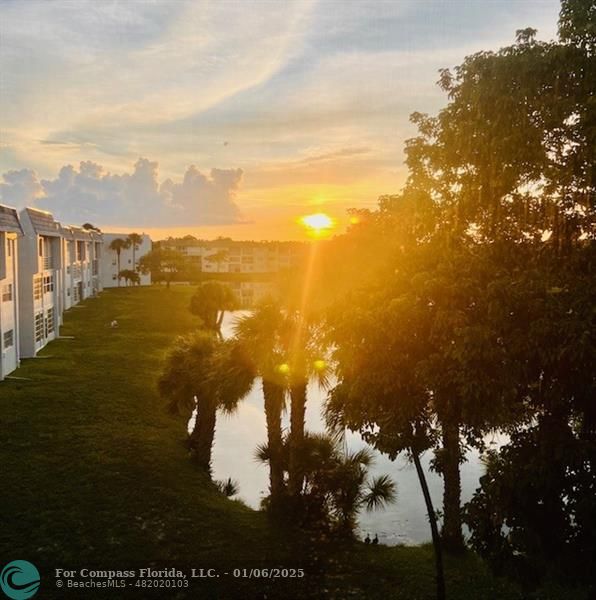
[[118, 269, 140, 286], [138, 247, 187, 288], [464, 249, 596, 584], [404, 12, 594, 250], [189, 281, 238, 334]]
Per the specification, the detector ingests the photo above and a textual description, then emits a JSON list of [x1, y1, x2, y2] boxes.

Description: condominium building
[[0, 205, 22, 380], [160, 238, 306, 274], [61, 226, 103, 312], [17, 208, 64, 358]]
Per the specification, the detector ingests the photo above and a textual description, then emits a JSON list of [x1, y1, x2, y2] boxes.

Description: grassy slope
[[0, 288, 586, 599]]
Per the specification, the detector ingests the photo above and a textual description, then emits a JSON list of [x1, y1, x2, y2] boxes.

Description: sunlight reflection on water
[[210, 311, 504, 546]]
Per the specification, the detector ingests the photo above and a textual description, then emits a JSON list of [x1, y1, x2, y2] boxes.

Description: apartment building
[[17, 208, 64, 358], [100, 233, 152, 288], [61, 226, 103, 312], [0, 205, 22, 380], [160, 238, 305, 274]]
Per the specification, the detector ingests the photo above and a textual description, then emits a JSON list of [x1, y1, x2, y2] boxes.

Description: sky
[[0, 0, 560, 240]]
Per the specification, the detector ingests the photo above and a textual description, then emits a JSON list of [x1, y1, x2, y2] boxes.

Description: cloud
[[0, 159, 244, 227], [0, 169, 44, 206]]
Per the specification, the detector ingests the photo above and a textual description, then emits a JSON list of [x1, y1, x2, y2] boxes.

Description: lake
[[210, 312, 501, 546]]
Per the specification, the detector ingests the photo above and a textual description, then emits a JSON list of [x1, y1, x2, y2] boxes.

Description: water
[[210, 312, 502, 546]]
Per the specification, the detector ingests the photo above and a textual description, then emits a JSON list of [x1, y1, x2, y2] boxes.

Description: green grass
[[0, 288, 587, 599]]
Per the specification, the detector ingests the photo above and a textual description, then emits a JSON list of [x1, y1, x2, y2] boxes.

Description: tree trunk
[[288, 380, 307, 497], [441, 418, 464, 552], [412, 449, 446, 600], [117, 252, 121, 287], [263, 379, 285, 505], [192, 401, 217, 475]]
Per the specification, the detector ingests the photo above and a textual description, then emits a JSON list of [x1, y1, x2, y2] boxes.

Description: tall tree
[[127, 233, 143, 272], [109, 238, 131, 288], [158, 332, 253, 474], [234, 303, 289, 508]]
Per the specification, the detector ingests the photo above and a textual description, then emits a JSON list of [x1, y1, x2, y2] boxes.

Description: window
[[38, 239, 43, 257], [2, 284, 12, 302], [3, 329, 14, 349], [67, 288, 71, 297], [35, 313, 44, 342], [33, 277, 42, 300], [7, 239, 12, 257], [73, 285, 80, 303], [43, 275, 54, 294], [45, 308, 55, 336]]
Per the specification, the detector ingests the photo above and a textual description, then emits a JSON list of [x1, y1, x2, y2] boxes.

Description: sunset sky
[[0, 0, 559, 240]]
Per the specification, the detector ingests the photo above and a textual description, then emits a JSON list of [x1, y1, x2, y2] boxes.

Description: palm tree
[[256, 432, 396, 534], [234, 303, 331, 509], [158, 331, 253, 474], [127, 233, 143, 272], [281, 311, 330, 499], [234, 304, 289, 508], [189, 281, 238, 335], [109, 238, 131, 287]]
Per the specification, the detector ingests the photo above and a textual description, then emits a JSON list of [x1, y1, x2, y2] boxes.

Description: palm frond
[[363, 474, 397, 512]]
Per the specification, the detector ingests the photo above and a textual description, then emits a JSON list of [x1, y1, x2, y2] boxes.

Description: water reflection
[[211, 312, 500, 546]]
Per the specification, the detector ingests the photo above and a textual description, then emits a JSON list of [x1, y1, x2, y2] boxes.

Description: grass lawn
[[0, 287, 588, 599]]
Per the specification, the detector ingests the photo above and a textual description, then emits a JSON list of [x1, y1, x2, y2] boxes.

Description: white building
[[0, 205, 22, 380], [100, 233, 152, 288], [17, 208, 64, 358], [160, 239, 305, 274], [61, 226, 103, 312]]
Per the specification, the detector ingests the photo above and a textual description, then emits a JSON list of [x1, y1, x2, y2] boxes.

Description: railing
[[42, 256, 52, 270]]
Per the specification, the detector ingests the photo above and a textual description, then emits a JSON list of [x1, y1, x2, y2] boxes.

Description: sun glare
[[300, 212, 335, 237]]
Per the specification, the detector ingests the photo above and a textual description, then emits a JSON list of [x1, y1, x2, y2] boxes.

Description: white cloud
[[0, 159, 244, 227]]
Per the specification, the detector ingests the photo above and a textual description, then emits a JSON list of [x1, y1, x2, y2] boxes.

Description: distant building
[[160, 238, 305, 274], [100, 233, 152, 288], [0, 205, 22, 380]]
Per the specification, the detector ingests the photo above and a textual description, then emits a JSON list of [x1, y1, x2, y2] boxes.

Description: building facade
[[160, 238, 305, 274], [0, 205, 22, 380], [61, 226, 103, 313], [17, 208, 65, 358]]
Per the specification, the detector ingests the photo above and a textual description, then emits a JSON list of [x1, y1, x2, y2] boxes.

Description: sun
[[300, 212, 335, 237]]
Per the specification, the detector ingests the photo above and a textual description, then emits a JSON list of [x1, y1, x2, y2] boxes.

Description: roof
[[25, 207, 61, 236], [0, 204, 23, 234]]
